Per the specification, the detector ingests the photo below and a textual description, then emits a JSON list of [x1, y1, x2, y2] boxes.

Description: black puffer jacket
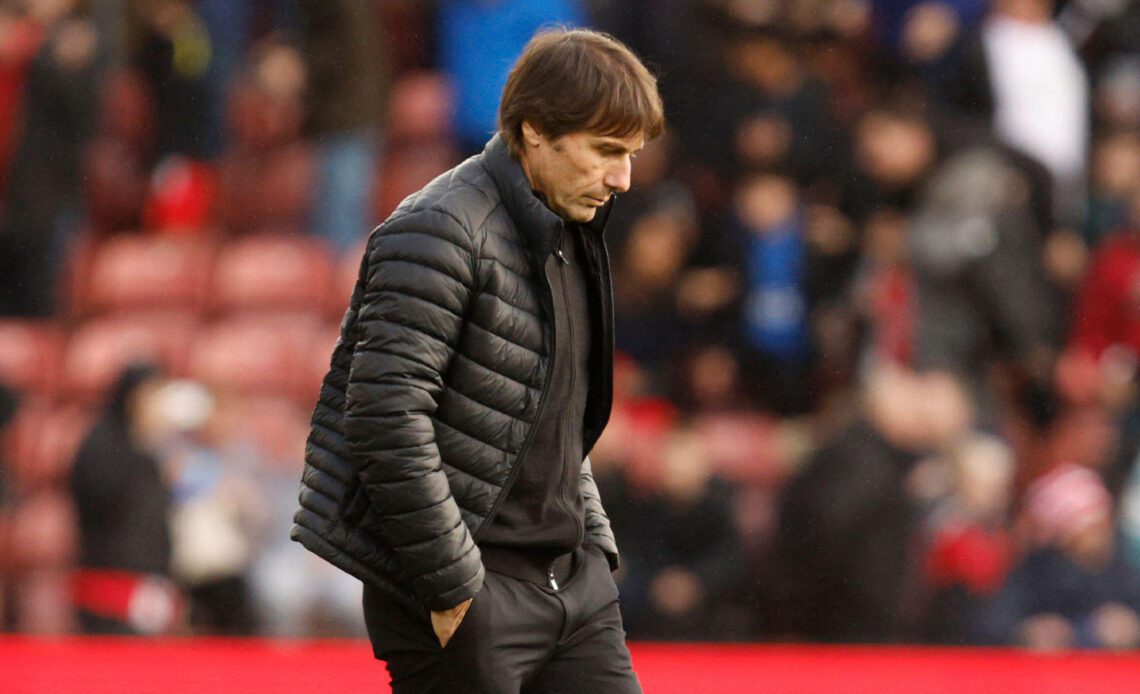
[[292, 134, 619, 611]]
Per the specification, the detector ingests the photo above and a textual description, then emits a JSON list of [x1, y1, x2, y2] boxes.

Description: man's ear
[[521, 121, 544, 149]]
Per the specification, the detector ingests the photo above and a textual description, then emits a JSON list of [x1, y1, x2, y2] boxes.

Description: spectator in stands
[[1093, 55, 1140, 132], [608, 139, 703, 397], [606, 137, 740, 388], [194, 0, 302, 160], [83, 70, 154, 234], [975, 463, 1140, 650], [1083, 130, 1140, 247], [851, 207, 914, 369], [871, 0, 988, 60], [842, 102, 939, 228], [68, 363, 180, 635], [706, 23, 841, 188], [908, 129, 1059, 427], [299, 0, 389, 256], [1059, 183, 1140, 505], [1066, 184, 1140, 367], [0, 0, 103, 317], [163, 382, 266, 636], [729, 170, 813, 414], [981, 0, 1089, 228], [773, 365, 973, 642], [616, 427, 750, 641], [215, 37, 313, 235], [127, 0, 216, 161], [436, 0, 586, 155], [912, 433, 1016, 643]]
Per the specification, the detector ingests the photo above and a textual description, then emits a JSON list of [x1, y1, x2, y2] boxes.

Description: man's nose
[[604, 156, 632, 194]]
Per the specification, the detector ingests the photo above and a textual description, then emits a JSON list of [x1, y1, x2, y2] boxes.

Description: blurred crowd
[[3, 0, 1140, 649]]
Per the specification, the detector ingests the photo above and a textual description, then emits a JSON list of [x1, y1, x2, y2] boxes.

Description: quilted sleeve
[[344, 209, 484, 610]]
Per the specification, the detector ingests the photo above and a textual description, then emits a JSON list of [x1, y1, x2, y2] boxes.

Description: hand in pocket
[[431, 597, 474, 648]]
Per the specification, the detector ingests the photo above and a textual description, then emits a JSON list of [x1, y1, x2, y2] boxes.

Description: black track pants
[[362, 543, 642, 693]]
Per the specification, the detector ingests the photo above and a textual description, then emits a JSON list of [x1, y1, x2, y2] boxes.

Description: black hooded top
[[69, 364, 172, 575]]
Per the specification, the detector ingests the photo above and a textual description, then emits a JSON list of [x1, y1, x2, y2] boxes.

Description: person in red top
[[1059, 184, 1140, 413], [1069, 186, 1140, 362]]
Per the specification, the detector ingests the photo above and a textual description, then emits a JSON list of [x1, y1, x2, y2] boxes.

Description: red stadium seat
[[386, 71, 454, 144], [215, 144, 316, 236], [11, 566, 78, 634], [210, 234, 334, 315], [5, 398, 94, 491], [187, 314, 323, 400], [375, 141, 459, 219], [84, 136, 149, 234], [0, 320, 64, 398], [60, 312, 197, 402], [143, 156, 218, 235], [72, 235, 214, 316]]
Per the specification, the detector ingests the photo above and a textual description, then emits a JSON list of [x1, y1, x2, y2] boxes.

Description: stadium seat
[[374, 72, 460, 222], [210, 234, 334, 315], [215, 144, 316, 236], [142, 155, 218, 235], [11, 566, 77, 634], [71, 235, 214, 316], [386, 71, 454, 144], [375, 141, 459, 219], [60, 312, 197, 403], [84, 136, 149, 234], [187, 314, 324, 400], [4, 398, 93, 491], [0, 320, 64, 398]]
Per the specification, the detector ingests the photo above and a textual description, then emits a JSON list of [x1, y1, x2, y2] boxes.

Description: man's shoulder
[[381, 155, 505, 243]]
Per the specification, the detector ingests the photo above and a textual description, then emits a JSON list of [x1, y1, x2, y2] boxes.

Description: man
[[292, 28, 664, 692]]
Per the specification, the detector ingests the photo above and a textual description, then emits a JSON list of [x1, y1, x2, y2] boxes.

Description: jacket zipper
[[556, 227, 585, 552], [472, 229, 561, 542]]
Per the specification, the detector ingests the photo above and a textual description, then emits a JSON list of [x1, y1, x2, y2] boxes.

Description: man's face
[[520, 124, 644, 223]]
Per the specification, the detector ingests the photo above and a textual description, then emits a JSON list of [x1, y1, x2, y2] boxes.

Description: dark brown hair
[[498, 28, 665, 157]]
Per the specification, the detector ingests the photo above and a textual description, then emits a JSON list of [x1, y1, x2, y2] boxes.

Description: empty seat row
[[67, 233, 362, 319], [0, 313, 339, 406]]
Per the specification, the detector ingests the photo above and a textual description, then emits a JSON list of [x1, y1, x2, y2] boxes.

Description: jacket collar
[[481, 133, 614, 256]]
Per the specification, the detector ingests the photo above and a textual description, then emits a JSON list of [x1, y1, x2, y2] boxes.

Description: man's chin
[[567, 206, 597, 223], [551, 200, 598, 223]]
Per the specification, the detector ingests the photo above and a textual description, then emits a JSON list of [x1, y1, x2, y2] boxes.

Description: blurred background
[[2, 0, 1140, 652]]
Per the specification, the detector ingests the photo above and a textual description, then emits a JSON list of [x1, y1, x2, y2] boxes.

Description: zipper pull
[[548, 564, 560, 590], [556, 223, 569, 264]]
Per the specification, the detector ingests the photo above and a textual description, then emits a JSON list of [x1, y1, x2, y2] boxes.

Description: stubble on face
[[521, 127, 644, 223]]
